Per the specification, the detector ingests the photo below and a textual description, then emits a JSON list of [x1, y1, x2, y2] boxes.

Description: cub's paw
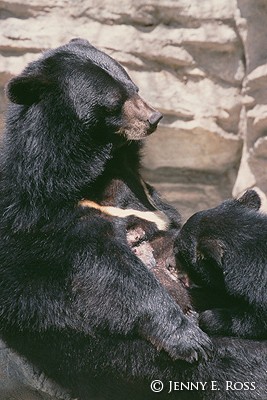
[[199, 309, 231, 336]]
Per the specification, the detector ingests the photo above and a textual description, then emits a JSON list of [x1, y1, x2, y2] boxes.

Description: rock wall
[[1, 0, 267, 220]]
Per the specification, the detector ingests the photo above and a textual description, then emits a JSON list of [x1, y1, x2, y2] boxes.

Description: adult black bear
[[0, 39, 266, 400], [176, 190, 267, 340]]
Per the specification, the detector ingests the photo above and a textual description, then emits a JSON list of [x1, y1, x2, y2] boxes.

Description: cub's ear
[[197, 238, 225, 266], [5, 74, 49, 105], [237, 190, 261, 211]]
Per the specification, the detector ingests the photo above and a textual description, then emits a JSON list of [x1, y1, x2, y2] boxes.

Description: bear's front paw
[[199, 309, 231, 336], [165, 318, 213, 363], [147, 316, 213, 363]]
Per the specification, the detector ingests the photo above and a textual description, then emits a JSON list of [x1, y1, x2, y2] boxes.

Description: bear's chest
[[80, 177, 171, 231]]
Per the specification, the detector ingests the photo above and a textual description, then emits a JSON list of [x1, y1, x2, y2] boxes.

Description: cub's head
[[176, 190, 263, 290], [6, 38, 162, 143]]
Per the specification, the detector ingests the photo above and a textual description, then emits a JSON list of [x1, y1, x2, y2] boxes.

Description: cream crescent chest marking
[[78, 199, 170, 231]]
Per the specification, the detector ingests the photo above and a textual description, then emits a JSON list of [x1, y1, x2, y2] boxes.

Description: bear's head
[[3, 39, 164, 210], [5, 38, 162, 143], [175, 190, 263, 290]]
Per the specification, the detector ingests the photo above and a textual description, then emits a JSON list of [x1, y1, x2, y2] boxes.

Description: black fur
[[1, 39, 266, 400], [176, 190, 267, 339]]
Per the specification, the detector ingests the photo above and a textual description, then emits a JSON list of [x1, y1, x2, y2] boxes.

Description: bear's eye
[[105, 103, 121, 115], [103, 93, 123, 115]]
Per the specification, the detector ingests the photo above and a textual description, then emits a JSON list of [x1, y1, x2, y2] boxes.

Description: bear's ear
[[5, 74, 49, 105], [197, 238, 225, 266], [237, 190, 261, 211], [69, 38, 90, 45]]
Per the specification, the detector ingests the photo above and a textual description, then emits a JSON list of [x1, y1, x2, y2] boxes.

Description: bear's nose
[[148, 111, 163, 127]]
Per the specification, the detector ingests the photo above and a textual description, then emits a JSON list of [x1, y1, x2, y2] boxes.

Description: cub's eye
[[176, 251, 188, 268]]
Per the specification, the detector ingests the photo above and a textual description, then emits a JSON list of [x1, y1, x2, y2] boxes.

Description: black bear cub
[[176, 190, 267, 339]]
